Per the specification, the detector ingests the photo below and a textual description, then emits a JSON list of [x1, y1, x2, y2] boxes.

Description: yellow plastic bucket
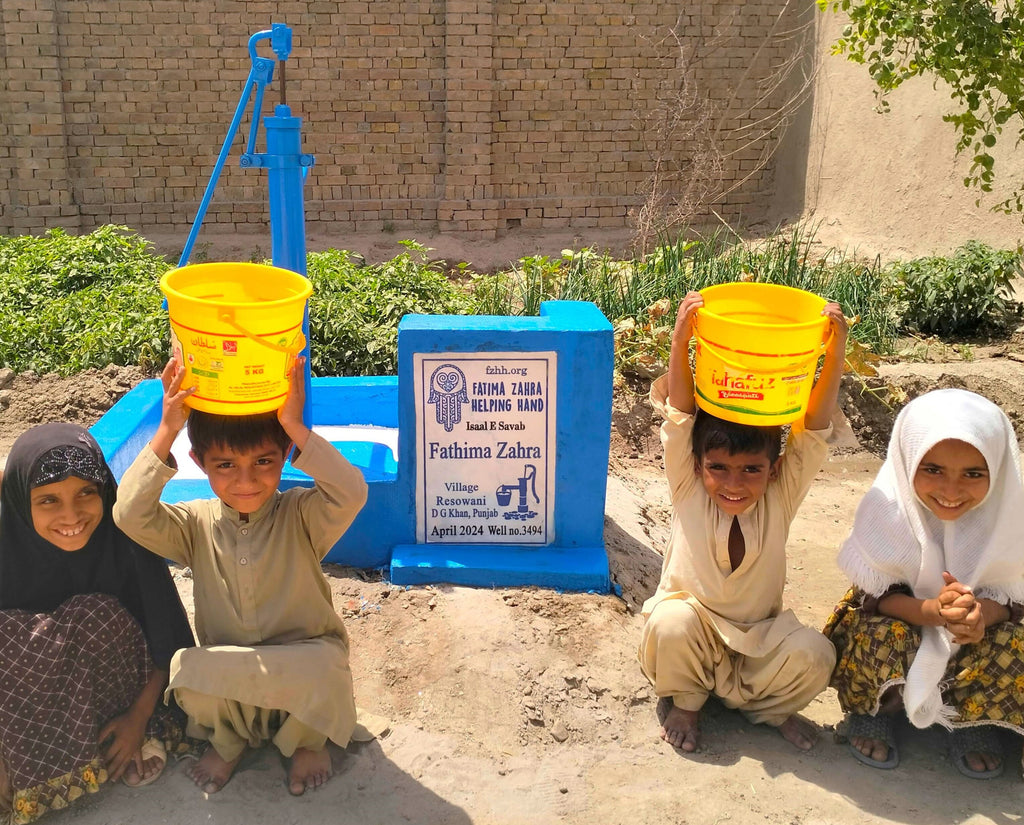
[[160, 262, 312, 415], [692, 282, 829, 426]]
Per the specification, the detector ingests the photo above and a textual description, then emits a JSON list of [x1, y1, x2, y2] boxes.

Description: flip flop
[[845, 712, 899, 769], [121, 737, 167, 788], [950, 726, 1004, 780]]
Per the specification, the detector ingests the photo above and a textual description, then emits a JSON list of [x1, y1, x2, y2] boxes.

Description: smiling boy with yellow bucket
[[114, 263, 374, 797], [638, 284, 848, 753]]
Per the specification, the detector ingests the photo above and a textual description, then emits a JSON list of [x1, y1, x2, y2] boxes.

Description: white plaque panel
[[414, 352, 557, 544]]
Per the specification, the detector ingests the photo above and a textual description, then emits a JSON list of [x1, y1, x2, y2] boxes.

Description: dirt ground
[[3, 245, 1024, 823]]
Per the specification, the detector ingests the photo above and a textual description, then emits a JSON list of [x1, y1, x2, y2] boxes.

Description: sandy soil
[[3, 335, 1024, 824]]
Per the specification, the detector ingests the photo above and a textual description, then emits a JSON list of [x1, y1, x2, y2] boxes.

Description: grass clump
[[475, 227, 902, 379]]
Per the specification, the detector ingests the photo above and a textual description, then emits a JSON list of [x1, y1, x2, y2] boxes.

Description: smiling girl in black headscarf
[[0, 423, 194, 823]]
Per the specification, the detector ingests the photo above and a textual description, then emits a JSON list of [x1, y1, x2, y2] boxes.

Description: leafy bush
[[1, 225, 1015, 382], [0, 226, 171, 375], [307, 241, 474, 376], [889, 241, 1023, 335], [0, 232, 478, 378]]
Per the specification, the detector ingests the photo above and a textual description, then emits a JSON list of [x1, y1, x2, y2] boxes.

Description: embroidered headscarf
[[837, 388, 1024, 729], [0, 422, 194, 667]]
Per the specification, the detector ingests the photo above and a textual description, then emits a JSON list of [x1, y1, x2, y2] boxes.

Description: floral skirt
[[823, 587, 1024, 734], [0, 594, 190, 824]]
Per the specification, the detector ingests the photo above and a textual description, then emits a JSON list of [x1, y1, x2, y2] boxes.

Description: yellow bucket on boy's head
[[160, 262, 312, 415], [692, 282, 830, 426]]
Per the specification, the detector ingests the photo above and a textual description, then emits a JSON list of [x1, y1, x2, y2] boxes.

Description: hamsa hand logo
[[428, 364, 469, 432]]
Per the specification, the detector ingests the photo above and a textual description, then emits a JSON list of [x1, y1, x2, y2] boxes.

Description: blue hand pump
[[177, 23, 314, 425]]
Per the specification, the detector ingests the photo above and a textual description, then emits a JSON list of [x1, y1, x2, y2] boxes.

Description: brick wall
[[0, 1, 801, 239]]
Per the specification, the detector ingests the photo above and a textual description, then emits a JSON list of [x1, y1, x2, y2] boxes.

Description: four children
[[6, 284, 1022, 811]]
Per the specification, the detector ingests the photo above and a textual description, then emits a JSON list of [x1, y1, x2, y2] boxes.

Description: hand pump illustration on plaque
[[496, 464, 539, 521]]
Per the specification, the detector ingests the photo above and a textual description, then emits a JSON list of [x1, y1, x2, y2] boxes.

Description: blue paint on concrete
[[92, 300, 613, 591], [389, 543, 610, 591], [390, 301, 613, 588]]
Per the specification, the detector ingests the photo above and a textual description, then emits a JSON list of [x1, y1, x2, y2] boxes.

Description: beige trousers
[[639, 599, 835, 726], [175, 687, 328, 762]]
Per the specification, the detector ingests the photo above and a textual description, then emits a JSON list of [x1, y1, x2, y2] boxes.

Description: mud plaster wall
[[773, 7, 1024, 259], [0, 0, 800, 240]]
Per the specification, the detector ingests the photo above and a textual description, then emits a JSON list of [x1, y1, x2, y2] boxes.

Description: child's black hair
[[692, 407, 783, 465], [187, 409, 291, 463]]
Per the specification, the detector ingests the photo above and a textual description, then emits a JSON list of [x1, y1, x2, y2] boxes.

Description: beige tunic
[[113, 432, 368, 746], [642, 373, 830, 658]]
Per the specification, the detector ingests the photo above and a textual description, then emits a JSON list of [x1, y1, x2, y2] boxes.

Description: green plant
[[0, 226, 171, 375], [889, 241, 1022, 336], [307, 240, 474, 376], [0, 225, 1008, 385], [473, 225, 902, 381]]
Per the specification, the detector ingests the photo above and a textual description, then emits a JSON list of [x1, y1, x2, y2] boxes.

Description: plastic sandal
[[845, 712, 899, 769], [950, 726, 1004, 780], [121, 737, 167, 788]]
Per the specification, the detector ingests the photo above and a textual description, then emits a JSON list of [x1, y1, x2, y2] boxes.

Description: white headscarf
[[837, 388, 1024, 729]]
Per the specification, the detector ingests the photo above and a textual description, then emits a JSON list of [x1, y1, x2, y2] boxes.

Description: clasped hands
[[937, 571, 985, 644]]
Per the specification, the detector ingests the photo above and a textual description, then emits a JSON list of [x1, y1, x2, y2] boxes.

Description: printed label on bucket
[[719, 389, 764, 401], [694, 347, 812, 424], [170, 325, 301, 414], [709, 369, 777, 395]]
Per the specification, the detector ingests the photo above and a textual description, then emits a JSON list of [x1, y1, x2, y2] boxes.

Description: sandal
[[845, 712, 899, 769], [121, 737, 167, 788], [950, 726, 1004, 780]]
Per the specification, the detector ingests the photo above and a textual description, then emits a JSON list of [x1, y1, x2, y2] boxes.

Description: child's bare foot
[[187, 746, 244, 794], [777, 714, 817, 751], [657, 696, 701, 752], [288, 747, 333, 796]]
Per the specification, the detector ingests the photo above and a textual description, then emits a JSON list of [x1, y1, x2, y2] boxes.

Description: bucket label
[[170, 324, 301, 414], [413, 352, 557, 545], [709, 369, 776, 394], [695, 343, 816, 423]]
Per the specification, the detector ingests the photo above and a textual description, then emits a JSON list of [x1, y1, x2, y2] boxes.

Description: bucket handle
[[694, 330, 833, 376], [217, 310, 306, 355]]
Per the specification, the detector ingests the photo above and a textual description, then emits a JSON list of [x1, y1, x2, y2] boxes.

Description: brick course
[[0, 0, 799, 239]]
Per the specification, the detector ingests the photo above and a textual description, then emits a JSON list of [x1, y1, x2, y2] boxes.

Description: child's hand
[[938, 572, 982, 640], [278, 356, 306, 431], [946, 600, 986, 644], [821, 302, 850, 353], [98, 708, 147, 783], [159, 358, 194, 435], [147, 359, 194, 462], [672, 292, 704, 344], [278, 356, 310, 453]]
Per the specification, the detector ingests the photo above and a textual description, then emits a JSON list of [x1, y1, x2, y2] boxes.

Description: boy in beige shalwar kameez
[[639, 291, 848, 753], [114, 358, 368, 796]]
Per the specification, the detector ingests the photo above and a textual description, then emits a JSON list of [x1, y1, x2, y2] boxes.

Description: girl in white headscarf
[[823, 388, 1024, 779]]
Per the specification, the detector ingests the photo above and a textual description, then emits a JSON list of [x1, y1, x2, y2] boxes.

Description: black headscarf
[[0, 422, 194, 669]]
